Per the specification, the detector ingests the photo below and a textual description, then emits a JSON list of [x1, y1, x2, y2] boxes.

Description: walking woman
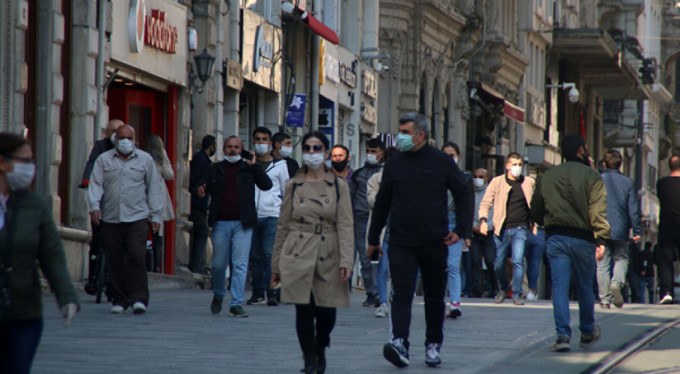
[[271, 131, 354, 374], [0, 133, 79, 373]]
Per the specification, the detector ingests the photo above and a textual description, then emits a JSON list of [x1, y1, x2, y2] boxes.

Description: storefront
[[336, 48, 359, 166]]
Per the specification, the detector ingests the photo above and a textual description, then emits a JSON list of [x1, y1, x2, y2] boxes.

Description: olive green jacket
[[1, 190, 79, 322]]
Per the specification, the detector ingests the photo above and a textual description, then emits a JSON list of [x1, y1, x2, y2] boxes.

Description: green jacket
[[1, 190, 79, 322], [531, 161, 610, 244]]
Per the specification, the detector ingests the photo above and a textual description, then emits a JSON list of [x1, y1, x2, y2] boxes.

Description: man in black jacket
[[81, 119, 123, 294], [367, 113, 472, 368], [197, 136, 272, 318], [272, 132, 299, 177], [188, 135, 216, 276]]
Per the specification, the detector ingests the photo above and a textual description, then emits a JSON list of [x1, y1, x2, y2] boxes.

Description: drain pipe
[[94, 0, 106, 141]]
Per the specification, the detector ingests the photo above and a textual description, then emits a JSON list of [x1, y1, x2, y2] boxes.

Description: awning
[[503, 101, 525, 123], [288, 4, 339, 44], [468, 81, 525, 123], [551, 28, 649, 100]]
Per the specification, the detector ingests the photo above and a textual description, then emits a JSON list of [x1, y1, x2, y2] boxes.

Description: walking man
[[478, 153, 535, 305], [188, 135, 216, 276], [655, 153, 680, 304], [88, 124, 163, 314], [597, 149, 641, 309], [272, 131, 300, 177], [330, 145, 352, 181], [196, 136, 272, 317], [531, 134, 610, 352], [367, 113, 472, 368], [469, 168, 497, 298]]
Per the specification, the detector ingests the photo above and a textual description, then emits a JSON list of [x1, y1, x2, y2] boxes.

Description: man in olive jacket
[[531, 134, 610, 353], [196, 136, 272, 317]]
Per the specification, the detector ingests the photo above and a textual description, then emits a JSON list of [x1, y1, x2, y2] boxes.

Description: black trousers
[[295, 295, 336, 357], [87, 219, 103, 281], [656, 225, 680, 298], [469, 232, 497, 297], [188, 208, 209, 272], [389, 243, 448, 347], [101, 220, 150, 308]]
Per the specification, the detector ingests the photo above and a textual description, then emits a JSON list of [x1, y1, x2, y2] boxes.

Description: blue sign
[[286, 93, 306, 127]]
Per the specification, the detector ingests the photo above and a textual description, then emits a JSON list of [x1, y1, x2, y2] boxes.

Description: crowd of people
[[4, 112, 680, 373]]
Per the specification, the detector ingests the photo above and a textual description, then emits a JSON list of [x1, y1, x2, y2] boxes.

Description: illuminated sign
[[144, 9, 178, 54]]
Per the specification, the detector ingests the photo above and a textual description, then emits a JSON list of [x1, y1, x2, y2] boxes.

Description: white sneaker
[[660, 294, 673, 304], [132, 301, 147, 314], [526, 290, 538, 301], [375, 303, 389, 318], [110, 305, 126, 314]]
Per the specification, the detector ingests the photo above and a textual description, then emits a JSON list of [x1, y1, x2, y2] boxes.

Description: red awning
[[503, 101, 525, 123], [291, 4, 339, 44]]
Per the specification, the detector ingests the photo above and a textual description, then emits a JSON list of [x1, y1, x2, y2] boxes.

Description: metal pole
[[310, 0, 321, 131], [94, 0, 106, 141]]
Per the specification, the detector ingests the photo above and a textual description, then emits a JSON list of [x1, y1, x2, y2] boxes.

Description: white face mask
[[302, 153, 325, 170], [366, 154, 378, 165], [110, 133, 116, 143], [225, 155, 242, 163], [116, 138, 134, 155], [453, 157, 459, 164], [6, 162, 36, 191], [473, 178, 486, 189], [509, 165, 522, 178], [254, 144, 270, 156], [279, 146, 292, 158]]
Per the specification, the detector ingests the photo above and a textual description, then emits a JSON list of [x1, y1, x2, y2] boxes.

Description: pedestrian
[[81, 119, 124, 294], [330, 144, 352, 181], [441, 141, 473, 318], [531, 133, 610, 352], [196, 136, 272, 317], [272, 131, 300, 178], [367, 113, 472, 368], [366, 146, 400, 318], [349, 137, 384, 307], [88, 125, 164, 314], [596, 149, 641, 309], [469, 168, 497, 298], [270, 131, 354, 374], [636, 242, 655, 303], [478, 152, 535, 305], [655, 153, 680, 304], [144, 134, 175, 272], [0, 133, 79, 374], [188, 135, 216, 276], [247, 127, 289, 306]]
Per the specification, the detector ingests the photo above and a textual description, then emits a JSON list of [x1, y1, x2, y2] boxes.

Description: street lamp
[[189, 48, 216, 93]]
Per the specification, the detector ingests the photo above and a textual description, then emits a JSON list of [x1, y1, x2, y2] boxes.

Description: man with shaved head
[[88, 124, 163, 314], [81, 119, 124, 294]]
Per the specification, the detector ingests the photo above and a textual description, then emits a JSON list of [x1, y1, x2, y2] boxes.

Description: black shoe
[[229, 305, 248, 317], [494, 290, 507, 304], [316, 346, 326, 374], [210, 296, 223, 314], [373, 295, 381, 307], [580, 326, 601, 349], [549, 335, 571, 352], [267, 297, 279, 306], [84, 281, 97, 296], [362, 294, 376, 307], [246, 294, 266, 305], [383, 339, 409, 368], [302, 354, 316, 374], [188, 266, 211, 277]]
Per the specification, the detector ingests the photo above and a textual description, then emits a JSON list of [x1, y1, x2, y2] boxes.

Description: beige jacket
[[272, 168, 355, 308], [478, 174, 535, 236]]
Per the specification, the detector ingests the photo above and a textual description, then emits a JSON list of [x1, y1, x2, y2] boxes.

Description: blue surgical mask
[[6, 162, 36, 191], [116, 139, 134, 155], [397, 133, 415, 151]]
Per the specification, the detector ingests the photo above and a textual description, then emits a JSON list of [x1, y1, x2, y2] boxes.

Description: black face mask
[[332, 160, 349, 171], [208, 146, 216, 157]]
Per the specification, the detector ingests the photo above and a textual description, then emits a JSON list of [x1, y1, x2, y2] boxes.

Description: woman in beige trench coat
[[271, 131, 354, 374]]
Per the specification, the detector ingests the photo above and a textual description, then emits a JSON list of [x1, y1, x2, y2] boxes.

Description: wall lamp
[[546, 82, 579, 103], [188, 48, 216, 93]]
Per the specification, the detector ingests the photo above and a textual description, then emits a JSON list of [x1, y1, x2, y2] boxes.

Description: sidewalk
[[31, 289, 680, 373]]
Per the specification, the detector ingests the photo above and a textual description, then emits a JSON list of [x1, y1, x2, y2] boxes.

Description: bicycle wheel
[[95, 251, 106, 304]]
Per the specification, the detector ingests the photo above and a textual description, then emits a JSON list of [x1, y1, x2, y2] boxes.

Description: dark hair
[[272, 132, 291, 145], [506, 152, 522, 163], [442, 142, 461, 156], [0, 133, 30, 157], [383, 147, 400, 162], [399, 112, 430, 140], [366, 138, 385, 151], [201, 135, 216, 150], [253, 126, 272, 139], [302, 131, 329, 151], [596, 159, 606, 174], [603, 150, 622, 170], [670, 153, 680, 172], [561, 133, 586, 158], [331, 144, 349, 157]]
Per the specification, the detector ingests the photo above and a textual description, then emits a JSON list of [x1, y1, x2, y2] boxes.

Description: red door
[[108, 86, 178, 275]]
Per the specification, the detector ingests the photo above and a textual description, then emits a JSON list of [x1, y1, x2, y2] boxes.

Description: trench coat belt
[[292, 221, 336, 235]]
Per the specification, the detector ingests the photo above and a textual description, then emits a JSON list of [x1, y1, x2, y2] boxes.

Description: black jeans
[[189, 208, 209, 272], [656, 225, 680, 298], [295, 295, 336, 357], [0, 318, 43, 374], [470, 232, 497, 297], [87, 219, 103, 281], [389, 243, 448, 347]]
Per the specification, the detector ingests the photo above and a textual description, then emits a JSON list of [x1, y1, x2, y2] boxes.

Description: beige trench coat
[[271, 168, 355, 308]]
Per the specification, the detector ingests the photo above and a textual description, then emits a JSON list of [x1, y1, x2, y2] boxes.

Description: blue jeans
[[547, 235, 596, 338], [211, 220, 253, 307], [447, 211, 462, 304], [494, 227, 528, 296], [377, 241, 390, 304], [524, 228, 546, 291], [250, 216, 278, 296], [0, 318, 43, 374]]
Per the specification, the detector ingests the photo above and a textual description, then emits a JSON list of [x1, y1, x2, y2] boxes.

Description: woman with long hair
[[271, 131, 354, 374]]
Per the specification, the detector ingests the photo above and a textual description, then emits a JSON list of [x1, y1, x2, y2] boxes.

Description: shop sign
[[242, 9, 281, 92], [339, 60, 357, 88], [128, 0, 146, 53], [286, 93, 306, 128], [144, 9, 178, 53], [253, 25, 273, 72], [361, 100, 377, 125], [362, 70, 376, 99], [225, 58, 242, 90]]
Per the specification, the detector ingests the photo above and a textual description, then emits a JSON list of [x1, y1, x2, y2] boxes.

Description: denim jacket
[[601, 169, 642, 240]]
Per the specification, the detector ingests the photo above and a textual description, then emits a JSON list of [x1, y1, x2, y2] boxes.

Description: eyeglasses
[[302, 144, 324, 153], [7, 156, 34, 164]]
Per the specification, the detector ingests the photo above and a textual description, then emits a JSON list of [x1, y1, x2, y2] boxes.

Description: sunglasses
[[302, 144, 324, 153]]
